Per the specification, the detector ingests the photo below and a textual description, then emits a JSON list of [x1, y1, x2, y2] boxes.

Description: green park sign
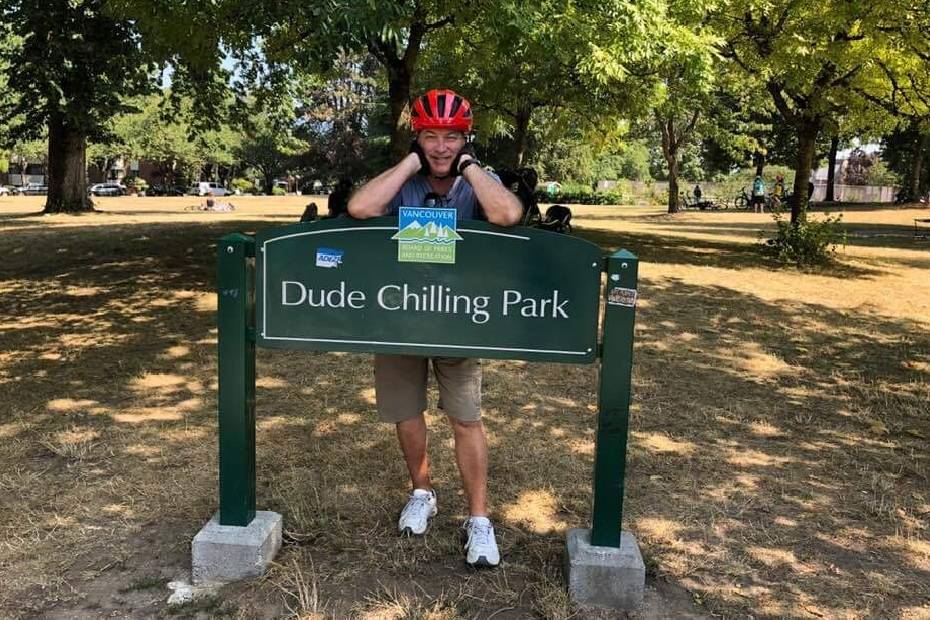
[[215, 215, 639, 550], [256, 216, 603, 363]]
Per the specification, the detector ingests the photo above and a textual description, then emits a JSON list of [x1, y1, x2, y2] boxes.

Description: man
[[348, 89, 522, 567]]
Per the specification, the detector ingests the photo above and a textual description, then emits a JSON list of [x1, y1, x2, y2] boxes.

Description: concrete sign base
[[564, 528, 645, 610], [192, 511, 282, 585]]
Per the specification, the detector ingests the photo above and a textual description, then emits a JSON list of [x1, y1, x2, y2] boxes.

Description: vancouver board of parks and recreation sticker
[[392, 206, 463, 264], [608, 287, 638, 307], [315, 247, 344, 268]]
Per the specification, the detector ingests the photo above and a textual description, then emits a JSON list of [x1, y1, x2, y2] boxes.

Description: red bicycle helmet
[[410, 89, 473, 132]]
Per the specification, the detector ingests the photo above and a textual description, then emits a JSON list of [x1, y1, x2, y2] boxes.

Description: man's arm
[[348, 154, 420, 219], [462, 164, 523, 226]]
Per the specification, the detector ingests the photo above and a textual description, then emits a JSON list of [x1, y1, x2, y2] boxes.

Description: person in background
[[327, 177, 353, 218], [752, 174, 766, 213], [772, 175, 785, 209], [300, 202, 318, 222]]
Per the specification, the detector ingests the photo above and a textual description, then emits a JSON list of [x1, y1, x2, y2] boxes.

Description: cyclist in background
[[771, 175, 785, 209]]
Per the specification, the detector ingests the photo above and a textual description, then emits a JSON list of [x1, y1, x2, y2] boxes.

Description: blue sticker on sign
[[315, 247, 344, 268]]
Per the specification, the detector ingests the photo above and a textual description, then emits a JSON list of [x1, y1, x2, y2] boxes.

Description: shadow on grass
[[0, 216, 928, 618]]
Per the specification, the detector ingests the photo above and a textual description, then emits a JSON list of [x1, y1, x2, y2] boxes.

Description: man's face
[[417, 129, 466, 176]]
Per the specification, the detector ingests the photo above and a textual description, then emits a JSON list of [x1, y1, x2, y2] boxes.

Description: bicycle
[[681, 191, 723, 211], [731, 187, 751, 210]]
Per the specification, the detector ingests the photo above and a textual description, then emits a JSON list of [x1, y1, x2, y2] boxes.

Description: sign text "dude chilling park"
[[256, 216, 604, 363]]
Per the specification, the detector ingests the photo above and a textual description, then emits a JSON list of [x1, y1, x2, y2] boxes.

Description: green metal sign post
[[214, 218, 639, 543], [216, 234, 256, 526]]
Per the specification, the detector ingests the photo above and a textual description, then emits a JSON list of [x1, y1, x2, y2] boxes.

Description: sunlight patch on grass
[[503, 489, 567, 534], [725, 448, 791, 468], [635, 516, 684, 542], [726, 341, 795, 378], [633, 431, 696, 455], [162, 345, 190, 358], [888, 536, 930, 571], [102, 503, 135, 517], [336, 413, 362, 425], [46, 398, 99, 413], [194, 292, 217, 312], [360, 387, 377, 405], [748, 546, 798, 567], [568, 439, 594, 456], [256, 376, 288, 389], [748, 420, 784, 437], [257, 416, 306, 430], [124, 444, 161, 458], [111, 408, 183, 423], [64, 286, 103, 297]]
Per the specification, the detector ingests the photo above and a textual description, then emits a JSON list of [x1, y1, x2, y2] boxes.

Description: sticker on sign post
[[608, 287, 638, 307], [392, 206, 462, 264]]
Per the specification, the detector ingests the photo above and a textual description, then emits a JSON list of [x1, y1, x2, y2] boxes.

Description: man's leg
[[375, 354, 437, 535], [449, 417, 488, 516], [396, 414, 431, 490], [375, 354, 431, 490]]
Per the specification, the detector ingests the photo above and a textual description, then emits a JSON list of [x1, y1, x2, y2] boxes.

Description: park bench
[[914, 218, 930, 240], [194, 215, 645, 610]]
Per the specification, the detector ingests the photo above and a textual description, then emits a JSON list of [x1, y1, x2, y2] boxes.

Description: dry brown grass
[[0, 196, 928, 619]]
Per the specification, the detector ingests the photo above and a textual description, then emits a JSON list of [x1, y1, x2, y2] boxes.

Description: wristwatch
[[458, 157, 482, 175]]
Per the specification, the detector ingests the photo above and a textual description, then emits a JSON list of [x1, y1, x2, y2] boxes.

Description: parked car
[[148, 184, 187, 196], [188, 181, 231, 197], [21, 183, 48, 195], [89, 182, 126, 196], [0, 186, 13, 196]]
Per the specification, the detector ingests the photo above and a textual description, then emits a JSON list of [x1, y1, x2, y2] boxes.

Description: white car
[[0, 186, 11, 196], [89, 182, 126, 196], [188, 181, 231, 197]]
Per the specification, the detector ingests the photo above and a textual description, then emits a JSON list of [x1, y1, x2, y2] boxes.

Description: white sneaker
[[398, 488, 437, 535], [462, 516, 500, 567]]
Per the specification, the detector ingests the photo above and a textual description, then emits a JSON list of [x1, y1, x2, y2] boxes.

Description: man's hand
[[409, 141, 431, 175], [450, 143, 476, 177]]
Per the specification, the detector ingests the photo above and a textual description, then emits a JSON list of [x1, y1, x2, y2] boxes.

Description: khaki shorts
[[374, 354, 482, 423]]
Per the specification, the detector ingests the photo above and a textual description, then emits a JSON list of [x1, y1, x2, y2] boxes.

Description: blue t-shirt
[[388, 173, 501, 220]]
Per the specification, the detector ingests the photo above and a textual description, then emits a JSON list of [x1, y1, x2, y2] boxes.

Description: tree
[[236, 107, 306, 195], [0, 0, 156, 212], [295, 54, 385, 182], [852, 27, 930, 199], [418, 1, 609, 169], [633, 0, 720, 213], [882, 125, 930, 197], [714, 0, 930, 223], [245, 1, 462, 161]]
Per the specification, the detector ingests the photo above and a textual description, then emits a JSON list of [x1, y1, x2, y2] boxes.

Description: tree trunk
[[790, 120, 821, 224], [263, 172, 274, 196], [44, 115, 93, 213], [513, 106, 532, 168], [667, 155, 680, 214], [825, 134, 839, 202], [386, 64, 412, 162], [910, 131, 929, 198], [754, 151, 765, 176], [658, 116, 680, 214]]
